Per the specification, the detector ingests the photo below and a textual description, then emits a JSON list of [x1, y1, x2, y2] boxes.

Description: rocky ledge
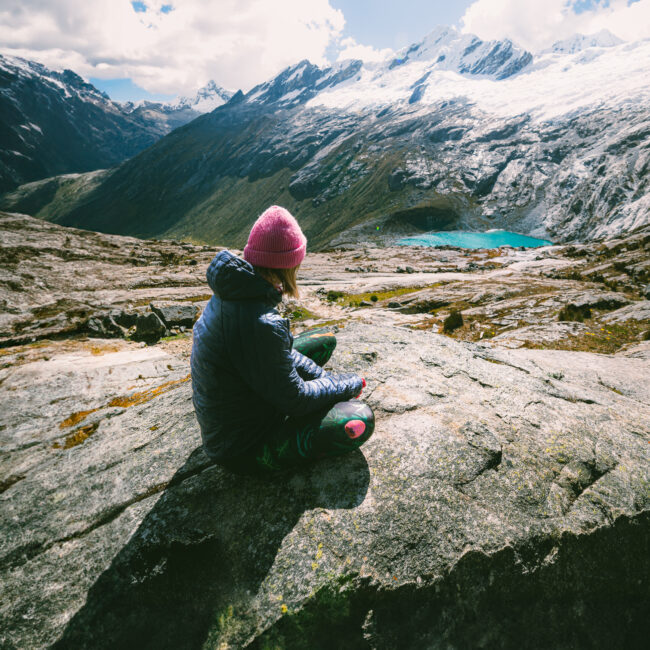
[[1, 213, 649, 648]]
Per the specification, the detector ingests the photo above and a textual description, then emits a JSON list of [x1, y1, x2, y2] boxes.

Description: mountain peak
[[546, 29, 624, 54], [244, 58, 362, 107], [172, 81, 233, 113], [388, 27, 532, 80]]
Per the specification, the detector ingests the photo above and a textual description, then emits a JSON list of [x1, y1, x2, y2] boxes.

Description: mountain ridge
[[0, 54, 230, 192], [1, 27, 648, 248]]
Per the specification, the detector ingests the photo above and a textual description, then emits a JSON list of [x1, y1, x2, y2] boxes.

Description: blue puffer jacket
[[190, 250, 363, 461]]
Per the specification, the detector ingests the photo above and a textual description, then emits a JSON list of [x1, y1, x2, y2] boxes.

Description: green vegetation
[[443, 309, 464, 332], [526, 321, 650, 354], [558, 304, 591, 322], [327, 283, 440, 308], [287, 306, 318, 321], [160, 332, 190, 342], [0, 123, 466, 250], [326, 290, 345, 302], [254, 575, 359, 649]]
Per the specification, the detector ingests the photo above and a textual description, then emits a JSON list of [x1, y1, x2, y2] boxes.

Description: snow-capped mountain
[[244, 59, 363, 107], [0, 54, 203, 192], [122, 80, 233, 120], [239, 27, 532, 110], [303, 25, 649, 123], [1, 27, 648, 247], [172, 80, 233, 113], [545, 28, 624, 55], [384, 26, 532, 79], [0, 55, 232, 192]]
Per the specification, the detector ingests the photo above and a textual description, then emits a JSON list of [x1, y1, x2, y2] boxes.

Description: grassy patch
[[329, 283, 441, 308], [287, 306, 319, 321], [160, 332, 191, 342], [304, 318, 349, 330], [524, 321, 649, 354]]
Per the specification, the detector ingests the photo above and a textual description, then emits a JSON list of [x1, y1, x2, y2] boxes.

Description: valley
[[1, 27, 647, 250]]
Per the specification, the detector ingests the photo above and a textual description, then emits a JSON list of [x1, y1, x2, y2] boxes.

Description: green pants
[[219, 327, 375, 474]]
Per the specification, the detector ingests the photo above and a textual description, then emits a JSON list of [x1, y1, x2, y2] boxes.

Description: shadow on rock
[[53, 446, 371, 649]]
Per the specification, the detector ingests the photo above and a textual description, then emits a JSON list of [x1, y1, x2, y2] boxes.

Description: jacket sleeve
[[237, 314, 362, 417], [291, 348, 326, 381]]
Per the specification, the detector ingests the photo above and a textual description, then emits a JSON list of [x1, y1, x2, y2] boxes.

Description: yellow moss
[[335, 283, 442, 308], [59, 408, 99, 429], [53, 422, 99, 449], [524, 320, 649, 354], [87, 342, 124, 355], [108, 374, 191, 408]]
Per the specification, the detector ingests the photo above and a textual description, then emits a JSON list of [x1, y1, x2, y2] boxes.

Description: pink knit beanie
[[243, 205, 307, 269]]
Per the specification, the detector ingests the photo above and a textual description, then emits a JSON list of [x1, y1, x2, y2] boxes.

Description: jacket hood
[[206, 250, 283, 304]]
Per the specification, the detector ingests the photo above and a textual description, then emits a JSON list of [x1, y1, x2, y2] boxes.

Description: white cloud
[[336, 36, 393, 63], [0, 0, 346, 95], [460, 0, 650, 52]]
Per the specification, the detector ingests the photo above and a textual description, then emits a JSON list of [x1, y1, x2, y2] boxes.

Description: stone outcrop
[[1, 322, 649, 648], [0, 212, 213, 347], [1, 213, 649, 647], [150, 302, 200, 329]]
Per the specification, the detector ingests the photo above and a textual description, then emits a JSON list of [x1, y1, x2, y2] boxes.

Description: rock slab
[[1, 322, 649, 648]]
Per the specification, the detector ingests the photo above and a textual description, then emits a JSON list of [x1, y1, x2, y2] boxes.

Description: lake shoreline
[[397, 229, 553, 249]]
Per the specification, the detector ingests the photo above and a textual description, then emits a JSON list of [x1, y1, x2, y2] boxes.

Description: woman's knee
[[339, 401, 375, 446]]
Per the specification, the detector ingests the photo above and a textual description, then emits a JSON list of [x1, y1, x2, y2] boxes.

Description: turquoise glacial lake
[[396, 230, 553, 249]]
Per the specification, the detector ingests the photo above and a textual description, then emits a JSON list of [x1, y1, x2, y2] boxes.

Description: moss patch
[[186, 294, 212, 303], [525, 321, 650, 354], [330, 283, 441, 308], [53, 422, 99, 449], [160, 332, 190, 342], [108, 374, 191, 408], [559, 304, 591, 322], [287, 306, 319, 322], [59, 408, 99, 429]]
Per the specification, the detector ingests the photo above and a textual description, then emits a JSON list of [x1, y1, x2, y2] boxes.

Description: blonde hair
[[254, 264, 300, 298]]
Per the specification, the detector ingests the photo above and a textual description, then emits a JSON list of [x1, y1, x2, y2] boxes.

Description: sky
[[0, 0, 647, 103]]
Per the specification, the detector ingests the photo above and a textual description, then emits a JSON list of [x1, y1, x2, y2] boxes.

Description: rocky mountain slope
[[2, 27, 647, 249], [0, 55, 229, 193], [1, 213, 649, 647]]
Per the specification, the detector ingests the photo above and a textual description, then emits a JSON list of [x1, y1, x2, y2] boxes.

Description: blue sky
[[90, 77, 176, 103], [328, 0, 476, 51]]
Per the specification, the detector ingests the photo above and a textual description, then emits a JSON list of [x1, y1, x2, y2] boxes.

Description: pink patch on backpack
[[344, 419, 366, 439]]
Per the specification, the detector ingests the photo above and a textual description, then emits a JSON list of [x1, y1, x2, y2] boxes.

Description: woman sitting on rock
[[190, 205, 375, 474]]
